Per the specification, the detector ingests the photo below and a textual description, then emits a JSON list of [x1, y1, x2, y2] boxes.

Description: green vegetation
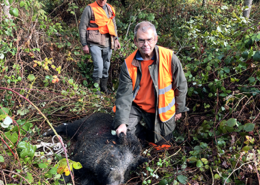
[[0, 0, 260, 184]]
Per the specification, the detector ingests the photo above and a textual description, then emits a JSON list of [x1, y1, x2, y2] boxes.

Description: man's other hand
[[116, 124, 127, 136], [115, 39, 121, 49], [83, 45, 89, 54], [175, 113, 182, 121]]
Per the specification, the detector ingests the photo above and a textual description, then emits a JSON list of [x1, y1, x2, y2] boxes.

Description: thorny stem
[[1, 169, 31, 184], [143, 148, 181, 183], [0, 106, 20, 148], [0, 134, 17, 159], [0, 87, 75, 185]]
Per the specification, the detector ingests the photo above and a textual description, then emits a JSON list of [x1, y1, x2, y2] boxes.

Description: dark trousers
[[127, 103, 173, 145]]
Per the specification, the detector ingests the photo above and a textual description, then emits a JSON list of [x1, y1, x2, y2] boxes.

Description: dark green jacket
[[113, 46, 188, 142]]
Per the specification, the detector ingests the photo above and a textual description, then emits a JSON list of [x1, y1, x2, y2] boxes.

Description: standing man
[[79, 0, 121, 94], [113, 21, 188, 144]]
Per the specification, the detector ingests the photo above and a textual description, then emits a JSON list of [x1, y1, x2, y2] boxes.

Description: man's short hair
[[134, 21, 157, 40]]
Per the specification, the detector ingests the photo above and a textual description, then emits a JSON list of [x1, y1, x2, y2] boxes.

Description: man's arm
[[79, 6, 92, 47], [113, 62, 134, 133], [171, 53, 188, 116]]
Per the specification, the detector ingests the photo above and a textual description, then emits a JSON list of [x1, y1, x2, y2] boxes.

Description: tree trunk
[[3, 0, 12, 19], [202, 0, 206, 7], [243, 0, 253, 18]]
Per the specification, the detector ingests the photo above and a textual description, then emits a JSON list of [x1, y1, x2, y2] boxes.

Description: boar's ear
[[118, 132, 127, 145]]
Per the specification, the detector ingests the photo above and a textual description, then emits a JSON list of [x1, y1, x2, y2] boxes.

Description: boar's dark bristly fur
[[44, 113, 147, 185]]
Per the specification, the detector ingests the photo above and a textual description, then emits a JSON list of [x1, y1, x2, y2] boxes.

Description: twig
[[253, 150, 260, 185], [252, 111, 260, 124], [0, 106, 20, 148], [1, 169, 31, 184], [1, 169, 7, 185], [223, 161, 254, 185], [210, 167, 214, 185], [0, 134, 17, 160], [143, 148, 181, 182], [237, 95, 253, 118], [0, 87, 75, 185]]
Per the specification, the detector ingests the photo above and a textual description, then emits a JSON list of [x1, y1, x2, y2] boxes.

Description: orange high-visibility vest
[[87, 1, 116, 36], [123, 46, 176, 122]]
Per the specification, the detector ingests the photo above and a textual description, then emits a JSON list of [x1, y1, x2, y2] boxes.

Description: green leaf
[[242, 146, 252, 152], [9, 8, 19, 17], [214, 174, 220, 179], [248, 77, 255, 83], [158, 179, 168, 185], [49, 167, 58, 175], [196, 160, 203, 167], [226, 118, 237, 127], [5, 131, 18, 143], [27, 74, 35, 81], [25, 172, 34, 183], [20, 1, 25, 7], [201, 158, 208, 165], [242, 51, 248, 59], [0, 156, 4, 162], [17, 108, 29, 116], [72, 161, 83, 170], [244, 123, 255, 132], [94, 83, 99, 88], [177, 175, 188, 184], [68, 79, 74, 84], [0, 107, 9, 116], [39, 163, 48, 168], [253, 51, 260, 61], [223, 67, 230, 73], [18, 141, 37, 158]]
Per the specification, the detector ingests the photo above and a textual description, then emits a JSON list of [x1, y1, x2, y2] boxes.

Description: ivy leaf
[[226, 118, 237, 127], [177, 175, 188, 184], [68, 79, 74, 84], [0, 156, 4, 162], [248, 77, 255, 83], [9, 8, 19, 17], [5, 131, 18, 143], [242, 146, 252, 152], [39, 163, 48, 168], [72, 161, 83, 169], [0, 107, 10, 116], [20, 1, 25, 7], [18, 141, 37, 158], [196, 160, 203, 168], [17, 108, 30, 116], [25, 172, 34, 183], [27, 74, 35, 81], [244, 123, 255, 132], [49, 167, 58, 175]]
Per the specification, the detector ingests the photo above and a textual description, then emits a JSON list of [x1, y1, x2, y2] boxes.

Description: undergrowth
[[0, 0, 260, 184]]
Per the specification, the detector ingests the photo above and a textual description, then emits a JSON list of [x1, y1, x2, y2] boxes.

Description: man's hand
[[116, 124, 127, 136], [115, 39, 121, 49], [83, 45, 89, 54], [175, 113, 182, 121]]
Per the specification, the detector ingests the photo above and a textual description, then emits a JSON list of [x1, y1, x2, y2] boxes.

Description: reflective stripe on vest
[[87, 2, 116, 36], [124, 46, 176, 122]]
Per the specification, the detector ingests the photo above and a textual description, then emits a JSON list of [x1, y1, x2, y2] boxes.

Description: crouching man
[[113, 21, 188, 145]]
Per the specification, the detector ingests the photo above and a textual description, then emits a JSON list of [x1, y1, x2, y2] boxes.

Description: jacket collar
[[131, 49, 157, 67]]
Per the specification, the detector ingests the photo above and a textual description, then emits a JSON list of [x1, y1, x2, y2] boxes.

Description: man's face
[[97, 0, 107, 6], [134, 28, 158, 57]]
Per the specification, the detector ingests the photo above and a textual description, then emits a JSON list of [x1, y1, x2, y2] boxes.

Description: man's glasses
[[137, 38, 154, 45]]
